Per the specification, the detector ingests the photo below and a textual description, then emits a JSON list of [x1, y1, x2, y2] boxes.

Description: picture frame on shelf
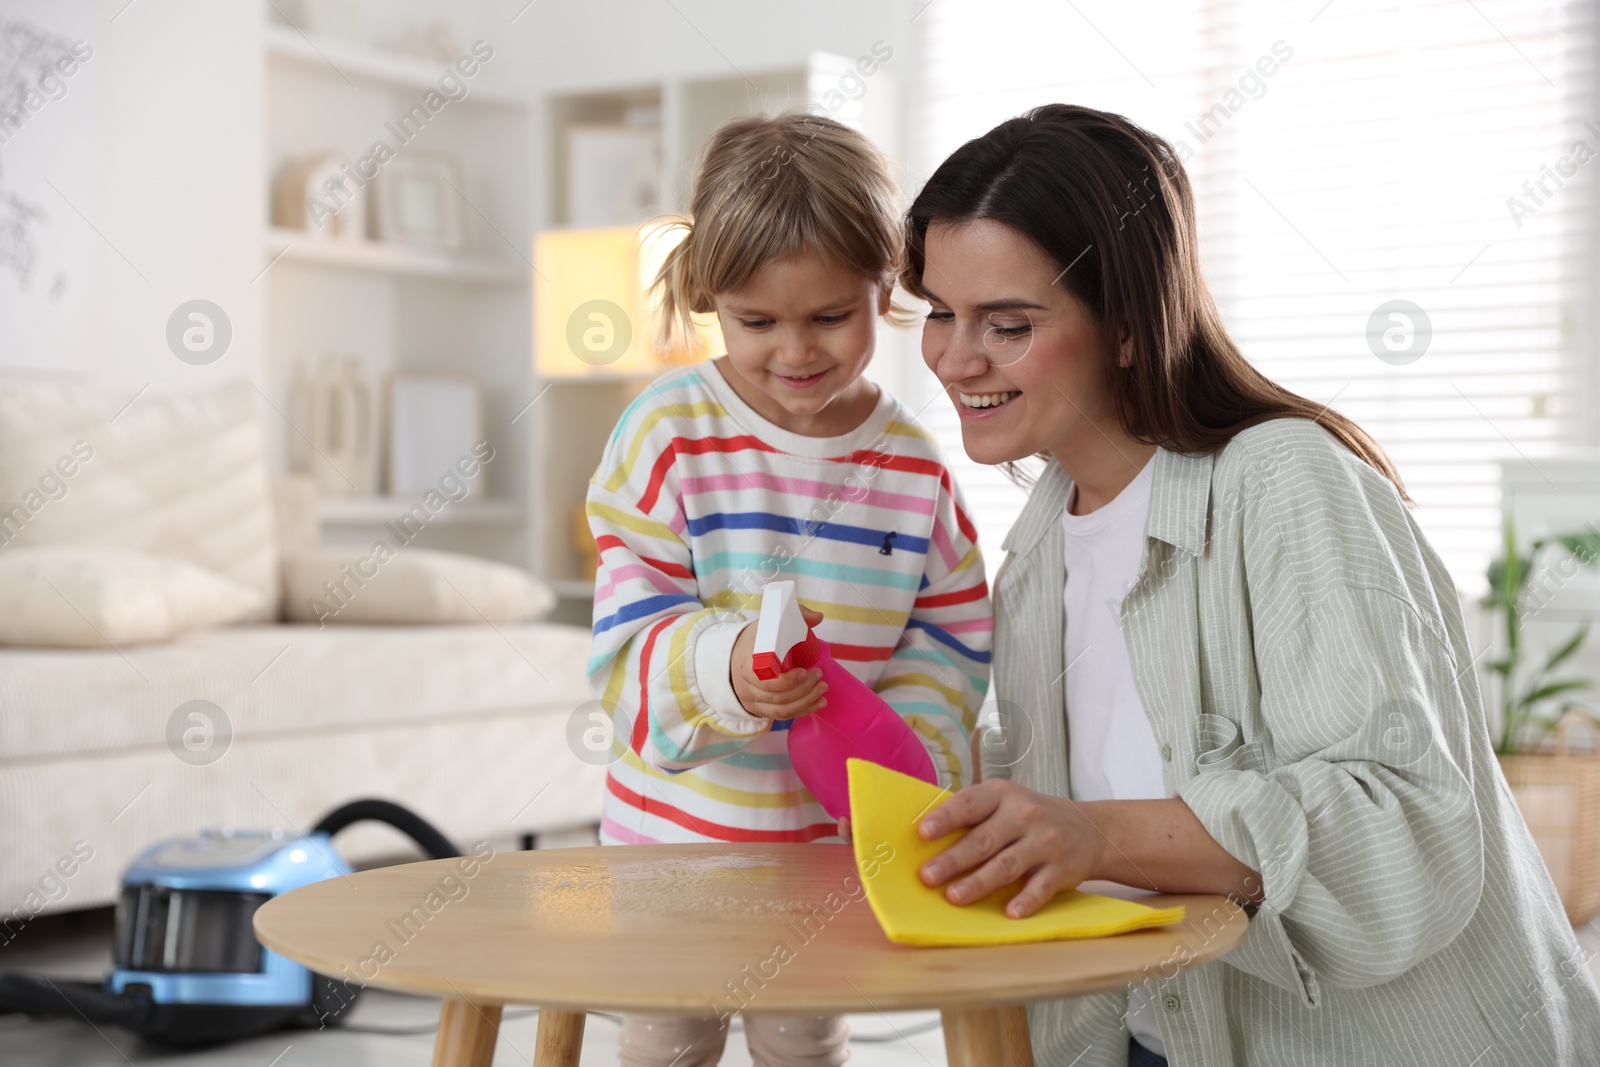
[[386, 374, 484, 496], [564, 123, 662, 227], [372, 151, 466, 250]]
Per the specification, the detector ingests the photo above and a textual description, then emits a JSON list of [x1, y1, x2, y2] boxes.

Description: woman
[[905, 104, 1600, 1066]]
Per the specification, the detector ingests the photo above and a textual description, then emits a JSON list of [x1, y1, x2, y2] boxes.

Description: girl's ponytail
[[648, 218, 710, 355]]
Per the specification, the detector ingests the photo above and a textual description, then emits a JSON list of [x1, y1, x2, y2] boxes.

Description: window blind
[[908, 0, 1594, 591]]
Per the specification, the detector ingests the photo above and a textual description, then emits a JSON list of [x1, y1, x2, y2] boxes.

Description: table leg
[[534, 1007, 587, 1067], [941, 1005, 1034, 1067], [941, 1007, 1001, 1067], [432, 999, 502, 1067], [1000, 1004, 1035, 1067]]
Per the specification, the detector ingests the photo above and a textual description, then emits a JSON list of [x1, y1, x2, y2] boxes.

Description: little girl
[[586, 112, 992, 1067]]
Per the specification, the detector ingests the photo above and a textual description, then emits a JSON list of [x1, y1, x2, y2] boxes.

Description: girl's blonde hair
[[651, 111, 908, 353]]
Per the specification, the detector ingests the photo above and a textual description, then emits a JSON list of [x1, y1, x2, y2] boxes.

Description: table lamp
[[534, 222, 722, 379]]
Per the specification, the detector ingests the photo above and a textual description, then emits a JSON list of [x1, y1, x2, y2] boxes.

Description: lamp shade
[[534, 223, 721, 379]]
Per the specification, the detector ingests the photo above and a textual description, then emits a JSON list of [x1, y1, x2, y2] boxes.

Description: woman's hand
[[917, 780, 1108, 919], [729, 605, 828, 720]]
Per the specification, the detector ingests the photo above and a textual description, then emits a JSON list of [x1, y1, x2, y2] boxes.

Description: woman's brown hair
[[651, 111, 909, 354], [900, 103, 1409, 501]]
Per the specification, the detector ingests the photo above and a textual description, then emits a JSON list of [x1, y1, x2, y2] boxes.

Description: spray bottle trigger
[[751, 580, 808, 680]]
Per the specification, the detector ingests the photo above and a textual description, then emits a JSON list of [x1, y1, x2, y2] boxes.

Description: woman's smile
[[954, 388, 1022, 418]]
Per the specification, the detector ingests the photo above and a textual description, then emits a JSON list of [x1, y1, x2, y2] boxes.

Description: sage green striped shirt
[[986, 418, 1600, 1066]]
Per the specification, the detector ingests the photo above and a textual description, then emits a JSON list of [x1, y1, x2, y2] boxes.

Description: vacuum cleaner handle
[[311, 798, 461, 859]]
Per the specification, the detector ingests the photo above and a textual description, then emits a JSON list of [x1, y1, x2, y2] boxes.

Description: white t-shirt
[[1061, 460, 1167, 1056]]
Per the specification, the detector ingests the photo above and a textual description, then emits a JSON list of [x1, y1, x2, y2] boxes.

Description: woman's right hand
[[915, 779, 1107, 918], [729, 608, 828, 720]]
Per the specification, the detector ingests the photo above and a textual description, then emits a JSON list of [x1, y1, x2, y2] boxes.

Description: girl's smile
[[774, 368, 830, 389]]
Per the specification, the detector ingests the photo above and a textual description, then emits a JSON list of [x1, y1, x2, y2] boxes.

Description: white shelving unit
[[258, 21, 901, 622], [261, 18, 535, 570], [264, 227, 527, 285], [263, 24, 525, 109], [528, 56, 902, 622], [316, 496, 528, 526]]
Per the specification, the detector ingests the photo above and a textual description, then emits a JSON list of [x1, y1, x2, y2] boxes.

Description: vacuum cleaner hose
[[0, 974, 151, 1030], [311, 798, 461, 860]]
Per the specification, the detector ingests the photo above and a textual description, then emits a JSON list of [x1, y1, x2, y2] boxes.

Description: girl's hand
[[916, 780, 1107, 919], [729, 606, 828, 720], [836, 816, 851, 843]]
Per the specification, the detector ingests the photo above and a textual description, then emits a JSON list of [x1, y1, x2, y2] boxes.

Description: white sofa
[[0, 382, 604, 918]]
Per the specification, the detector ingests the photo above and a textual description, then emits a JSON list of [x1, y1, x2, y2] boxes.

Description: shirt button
[[1161, 743, 1172, 762], [1163, 995, 1181, 1013]]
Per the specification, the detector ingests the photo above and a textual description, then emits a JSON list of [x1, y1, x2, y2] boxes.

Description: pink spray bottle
[[751, 580, 937, 819]]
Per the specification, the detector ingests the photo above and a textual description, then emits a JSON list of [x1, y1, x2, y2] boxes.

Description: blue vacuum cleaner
[[0, 799, 460, 1047]]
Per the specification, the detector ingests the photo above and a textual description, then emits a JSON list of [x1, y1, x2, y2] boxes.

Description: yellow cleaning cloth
[[848, 758, 1186, 945]]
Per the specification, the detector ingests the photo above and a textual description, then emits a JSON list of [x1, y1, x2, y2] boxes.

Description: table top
[[254, 843, 1247, 1014]]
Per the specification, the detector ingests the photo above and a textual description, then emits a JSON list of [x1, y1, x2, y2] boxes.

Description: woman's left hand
[[917, 780, 1107, 919]]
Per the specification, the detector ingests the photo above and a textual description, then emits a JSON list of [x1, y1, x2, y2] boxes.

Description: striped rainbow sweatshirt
[[586, 361, 992, 845]]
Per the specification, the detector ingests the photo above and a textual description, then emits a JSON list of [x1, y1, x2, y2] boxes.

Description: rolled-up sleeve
[[1181, 574, 1484, 1006]]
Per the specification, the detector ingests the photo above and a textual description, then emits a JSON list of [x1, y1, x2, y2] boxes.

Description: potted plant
[[1485, 518, 1600, 923]]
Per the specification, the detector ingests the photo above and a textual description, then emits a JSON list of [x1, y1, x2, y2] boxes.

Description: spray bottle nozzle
[[751, 580, 821, 679]]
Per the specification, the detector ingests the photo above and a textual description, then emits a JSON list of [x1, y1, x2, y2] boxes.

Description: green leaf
[[1484, 560, 1508, 607], [1520, 680, 1593, 707], [1502, 517, 1523, 591], [1555, 532, 1600, 568], [1543, 625, 1590, 673]]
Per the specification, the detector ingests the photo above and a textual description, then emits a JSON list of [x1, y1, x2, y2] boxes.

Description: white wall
[[401, 0, 918, 98], [0, 0, 263, 392]]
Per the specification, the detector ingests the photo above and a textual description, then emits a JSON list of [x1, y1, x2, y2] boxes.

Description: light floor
[[0, 907, 949, 1066]]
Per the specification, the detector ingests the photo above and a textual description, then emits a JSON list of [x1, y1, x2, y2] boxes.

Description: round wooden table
[[254, 843, 1246, 1066]]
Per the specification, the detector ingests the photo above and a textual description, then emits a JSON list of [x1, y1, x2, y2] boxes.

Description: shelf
[[538, 370, 671, 386], [264, 228, 529, 285], [317, 496, 528, 526], [548, 578, 597, 599], [264, 23, 526, 110]]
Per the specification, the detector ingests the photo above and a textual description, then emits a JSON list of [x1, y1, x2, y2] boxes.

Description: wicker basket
[[1498, 713, 1600, 926]]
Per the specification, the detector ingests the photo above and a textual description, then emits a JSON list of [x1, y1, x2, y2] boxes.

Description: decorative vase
[[287, 356, 377, 496]]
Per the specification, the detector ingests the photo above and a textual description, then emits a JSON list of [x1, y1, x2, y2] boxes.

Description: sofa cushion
[[0, 381, 279, 621], [271, 475, 319, 558], [0, 548, 264, 648], [280, 548, 556, 625], [0, 623, 595, 762]]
